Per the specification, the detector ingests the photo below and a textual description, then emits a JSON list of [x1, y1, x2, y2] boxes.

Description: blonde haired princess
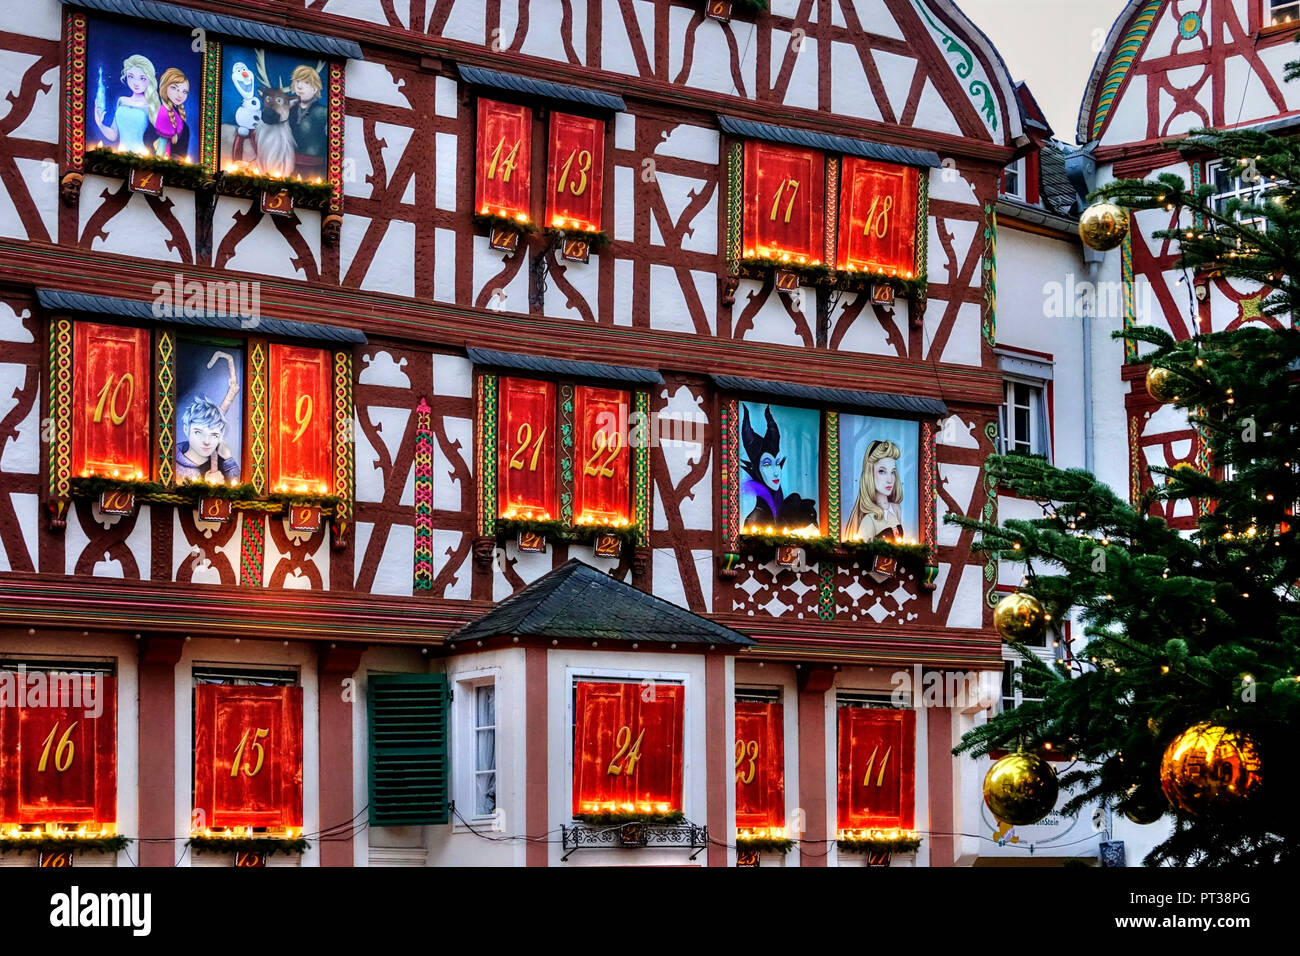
[[843, 440, 905, 542], [92, 54, 161, 155]]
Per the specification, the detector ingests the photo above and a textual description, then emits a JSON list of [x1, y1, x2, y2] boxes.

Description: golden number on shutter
[[558, 148, 592, 197], [291, 394, 313, 443], [862, 744, 892, 787], [37, 721, 78, 773], [863, 194, 893, 239], [582, 428, 623, 478], [607, 724, 646, 775], [769, 178, 800, 223], [92, 372, 134, 425], [734, 738, 759, 785], [507, 422, 548, 471], [231, 726, 270, 778], [487, 136, 521, 182]]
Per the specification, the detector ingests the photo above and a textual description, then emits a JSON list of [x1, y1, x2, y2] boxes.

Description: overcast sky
[[956, 0, 1132, 143]]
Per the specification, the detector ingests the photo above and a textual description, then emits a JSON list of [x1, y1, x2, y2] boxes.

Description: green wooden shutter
[[367, 673, 449, 826]]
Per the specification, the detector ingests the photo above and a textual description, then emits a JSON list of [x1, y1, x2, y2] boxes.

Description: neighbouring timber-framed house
[[0, 0, 1073, 867]]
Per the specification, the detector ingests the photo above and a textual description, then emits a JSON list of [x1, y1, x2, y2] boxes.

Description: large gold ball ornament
[[1120, 783, 1168, 826], [993, 592, 1047, 644], [1145, 365, 1181, 404], [1078, 201, 1130, 251], [1160, 723, 1262, 815], [983, 753, 1059, 826]]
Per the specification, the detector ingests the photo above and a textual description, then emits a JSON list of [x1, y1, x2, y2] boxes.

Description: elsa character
[[843, 440, 905, 542], [93, 54, 161, 155]]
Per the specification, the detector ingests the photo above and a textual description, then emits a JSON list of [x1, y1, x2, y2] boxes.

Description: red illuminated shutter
[[268, 344, 332, 494], [735, 701, 785, 830], [836, 707, 915, 830], [72, 323, 151, 480], [742, 141, 825, 263], [498, 377, 556, 519], [836, 157, 919, 278], [572, 681, 684, 815], [475, 99, 533, 223], [0, 675, 117, 825], [545, 112, 605, 233], [194, 685, 303, 829], [573, 386, 630, 524]]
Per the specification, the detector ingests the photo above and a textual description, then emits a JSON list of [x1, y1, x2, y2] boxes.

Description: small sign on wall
[[99, 490, 136, 516], [128, 168, 164, 196], [261, 190, 294, 217]]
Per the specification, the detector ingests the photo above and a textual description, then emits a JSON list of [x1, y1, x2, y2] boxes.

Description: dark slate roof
[[451, 560, 755, 646], [36, 289, 367, 344], [711, 374, 947, 419], [457, 65, 625, 112], [64, 0, 363, 59], [717, 115, 941, 169], [466, 347, 662, 385], [1039, 140, 1081, 218]]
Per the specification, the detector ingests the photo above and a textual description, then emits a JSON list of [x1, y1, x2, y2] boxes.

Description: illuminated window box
[[735, 829, 795, 855], [216, 167, 334, 210], [83, 146, 210, 192], [561, 815, 707, 860], [737, 255, 833, 288], [475, 211, 537, 254], [733, 528, 931, 571], [0, 826, 128, 858], [187, 829, 308, 858], [836, 829, 922, 865]]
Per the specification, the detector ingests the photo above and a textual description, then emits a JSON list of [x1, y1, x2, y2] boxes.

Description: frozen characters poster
[[175, 341, 245, 486], [839, 415, 919, 544], [739, 403, 820, 533], [85, 17, 201, 160], [220, 46, 328, 180]]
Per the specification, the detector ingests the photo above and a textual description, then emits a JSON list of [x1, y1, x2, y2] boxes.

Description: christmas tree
[[949, 126, 1300, 866]]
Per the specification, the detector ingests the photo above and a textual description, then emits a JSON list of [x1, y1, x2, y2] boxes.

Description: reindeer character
[[253, 85, 296, 177]]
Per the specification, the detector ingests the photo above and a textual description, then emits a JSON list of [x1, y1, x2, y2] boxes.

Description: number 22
[[582, 429, 622, 478]]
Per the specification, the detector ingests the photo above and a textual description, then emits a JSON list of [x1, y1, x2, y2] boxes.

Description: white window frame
[[1269, 1, 1300, 27], [453, 669, 500, 825], [565, 667, 691, 822], [1206, 159, 1280, 232], [998, 377, 1051, 460], [1002, 157, 1026, 200]]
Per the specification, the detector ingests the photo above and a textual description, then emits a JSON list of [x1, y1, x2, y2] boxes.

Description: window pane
[[1014, 407, 1030, 441], [476, 772, 496, 815], [476, 684, 495, 728], [1013, 382, 1031, 407], [476, 727, 495, 773]]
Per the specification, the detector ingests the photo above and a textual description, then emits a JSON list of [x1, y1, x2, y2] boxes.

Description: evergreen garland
[[187, 835, 310, 856], [572, 809, 685, 827], [735, 835, 795, 854], [0, 834, 131, 855], [836, 835, 922, 854], [474, 212, 539, 235], [84, 147, 210, 189]]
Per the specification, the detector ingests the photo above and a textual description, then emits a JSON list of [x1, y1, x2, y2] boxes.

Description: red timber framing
[[0, 0, 1030, 870]]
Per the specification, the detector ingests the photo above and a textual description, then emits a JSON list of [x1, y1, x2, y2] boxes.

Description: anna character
[[843, 440, 905, 542], [740, 405, 818, 531], [152, 67, 191, 159], [176, 351, 241, 484], [92, 54, 161, 155]]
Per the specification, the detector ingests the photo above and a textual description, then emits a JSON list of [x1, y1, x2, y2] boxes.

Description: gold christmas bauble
[[993, 592, 1047, 643], [984, 752, 1059, 826], [1160, 723, 1262, 815], [1145, 365, 1181, 404], [1078, 201, 1130, 251], [1121, 783, 1168, 826]]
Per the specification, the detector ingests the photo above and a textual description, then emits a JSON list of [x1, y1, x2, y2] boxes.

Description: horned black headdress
[[741, 405, 784, 482]]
